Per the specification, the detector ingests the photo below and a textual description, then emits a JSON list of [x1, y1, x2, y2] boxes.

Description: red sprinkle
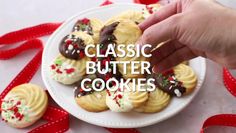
[[105, 74, 110, 81], [56, 69, 63, 74], [106, 90, 111, 96], [112, 81, 116, 86], [65, 68, 75, 74], [80, 88, 84, 92], [50, 64, 56, 70], [146, 5, 153, 14], [14, 112, 21, 118], [79, 51, 85, 58], [73, 44, 78, 48], [102, 59, 107, 66], [65, 39, 72, 45], [101, 49, 106, 55], [115, 101, 121, 107], [18, 114, 24, 121], [91, 57, 97, 62], [168, 76, 174, 81], [16, 101, 21, 105], [82, 18, 90, 24], [117, 94, 122, 99]]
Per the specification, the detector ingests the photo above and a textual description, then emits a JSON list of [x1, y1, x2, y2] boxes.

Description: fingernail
[[152, 66, 158, 73]]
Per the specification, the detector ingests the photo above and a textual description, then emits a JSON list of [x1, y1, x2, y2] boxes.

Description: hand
[[138, 0, 236, 73]]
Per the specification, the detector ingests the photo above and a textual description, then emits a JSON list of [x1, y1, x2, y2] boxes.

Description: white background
[[1, 0, 236, 133]]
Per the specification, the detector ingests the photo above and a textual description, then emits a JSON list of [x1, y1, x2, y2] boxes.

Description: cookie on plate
[[106, 82, 148, 112], [59, 31, 94, 60], [173, 64, 197, 95], [49, 54, 88, 85], [73, 18, 104, 44], [106, 10, 145, 24], [1, 84, 48, 128], [100, 19, 149, 79], [134, 88, 171, 113], [74, 74, 108, 112]]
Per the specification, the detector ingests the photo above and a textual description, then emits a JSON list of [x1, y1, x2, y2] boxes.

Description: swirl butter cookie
[[49, 54, 88, 85], [1, 84, 48, 128], [106, 10, 145, 24], [101, 20, 147, 79], [173, 64, 197, 95], [74, 75, 108, 112], [106, 83, 148, 112], [59, 31, 94, 60], [109, 19, 142, 44], [73, 18, 103, 44], [135, 88, 171, 113], [105, 20, 149, 79]]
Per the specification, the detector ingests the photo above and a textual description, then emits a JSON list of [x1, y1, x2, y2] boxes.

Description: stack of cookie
[[49, 4, 198, 113]]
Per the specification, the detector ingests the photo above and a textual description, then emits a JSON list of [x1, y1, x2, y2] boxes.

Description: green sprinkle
[[54, 59, 62, 65]]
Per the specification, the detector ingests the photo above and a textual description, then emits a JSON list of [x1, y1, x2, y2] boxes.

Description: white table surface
[[1, 0, 236, 132]]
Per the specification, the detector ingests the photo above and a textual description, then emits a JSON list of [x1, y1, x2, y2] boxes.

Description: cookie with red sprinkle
[[49, 54, 89, 85], [59, 31, 94, 60], [73, 18, 104, 44], [1, 84, 48, 128]]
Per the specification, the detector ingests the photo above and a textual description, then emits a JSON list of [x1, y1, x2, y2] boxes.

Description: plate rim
[[41, 3, 206, 128]]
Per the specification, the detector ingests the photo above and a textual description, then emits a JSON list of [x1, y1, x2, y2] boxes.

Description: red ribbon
[[199, 69, 236, 132], [0, 23, 71, 133]]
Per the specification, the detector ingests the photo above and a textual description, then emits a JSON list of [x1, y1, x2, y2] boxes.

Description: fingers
[[150, 40, 185, 65], [138, 14, 181, 53], [152, 46, 197, 73], [139, 1, 179, 31]]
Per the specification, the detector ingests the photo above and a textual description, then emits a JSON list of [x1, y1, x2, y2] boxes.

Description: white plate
[[41, 3, 206, 128]]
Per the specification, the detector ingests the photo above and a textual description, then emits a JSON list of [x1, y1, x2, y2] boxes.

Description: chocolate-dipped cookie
[[94, 22, 123, 82], [74, 74, 108, 112], [148, 69, 186, 97], [59, 31, 94, 60], [73, 18, 104, 44]]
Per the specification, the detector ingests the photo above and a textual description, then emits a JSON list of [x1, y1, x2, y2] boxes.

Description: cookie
[[1, 84, 48, 128], [173, 64, 197, 95], [142, 4, 162, 19], [59, 31, 94, 60], [73, 18, 104, 44], [181, 61, 189, 65], [113, 19, 142, 44], [49, 54, 88, 85], [106, 10, 144, 24], [106, 82, 148, 112], [134, 88, 171, 113], [149, 70, 186, 97], [74, 75, 108, 112], [101, 20, 148, 79], [109, 20, 149, 79]]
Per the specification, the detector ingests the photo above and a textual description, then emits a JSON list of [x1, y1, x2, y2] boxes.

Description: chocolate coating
[[148, 73, 186, 97], [95, 22, 123, 82], [59, 34, 85, 60]]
